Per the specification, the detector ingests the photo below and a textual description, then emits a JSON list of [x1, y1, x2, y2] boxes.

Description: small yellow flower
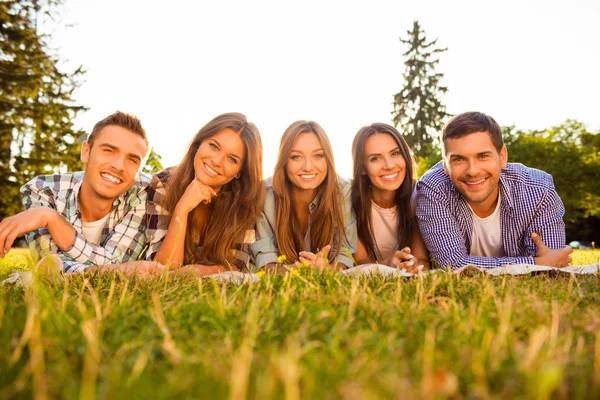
[[255, 271, 265, 278], [277, 254, 287, 264], [291, 269, 301, 277], [301, 259, 310, 268]]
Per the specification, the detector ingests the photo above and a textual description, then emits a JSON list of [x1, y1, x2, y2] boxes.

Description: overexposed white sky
[[48, 0, 600, 178]]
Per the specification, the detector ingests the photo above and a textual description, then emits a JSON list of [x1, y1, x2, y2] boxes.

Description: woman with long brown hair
[[351, 123, 428, 272], [251, 120, 356, 271], [146, 112, 264, 276]]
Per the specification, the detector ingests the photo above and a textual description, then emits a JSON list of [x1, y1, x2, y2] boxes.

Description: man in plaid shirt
[[416, 111, 573, 270], [0, 111, 164, 275]]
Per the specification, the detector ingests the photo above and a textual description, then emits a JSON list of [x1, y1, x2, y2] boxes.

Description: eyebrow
[[290, 148, 324, 154], [367, 146, 400, 158], [98, 143, 142, 162]]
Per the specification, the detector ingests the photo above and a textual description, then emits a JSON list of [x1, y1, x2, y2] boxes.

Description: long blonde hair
[[162, 112, 264, 265], [272, 120, 345, 262]]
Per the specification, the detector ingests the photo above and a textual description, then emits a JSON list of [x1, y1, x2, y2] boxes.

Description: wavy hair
[[351, 123, 416, 262], [272, 120, 345, 263], [161, 112, 264, 265]]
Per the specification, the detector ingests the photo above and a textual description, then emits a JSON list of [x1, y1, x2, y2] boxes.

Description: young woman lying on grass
[[351, 123, 429, 273], [146, 112, 264, 276], [251, 120, 357, 272]]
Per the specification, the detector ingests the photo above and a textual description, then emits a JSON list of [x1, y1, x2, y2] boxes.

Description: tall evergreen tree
[[0, 0, 86, 219], [392, 21, 450, 159]]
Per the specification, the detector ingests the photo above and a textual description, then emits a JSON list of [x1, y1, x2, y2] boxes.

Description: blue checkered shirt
[[21, 172, 152, 273], [416, 162, 566, 269]]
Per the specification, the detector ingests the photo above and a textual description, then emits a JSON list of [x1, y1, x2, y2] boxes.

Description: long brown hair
[[272, 120, 345, 262], [162, 112, 264, 265], [351, 123, 415, 262]]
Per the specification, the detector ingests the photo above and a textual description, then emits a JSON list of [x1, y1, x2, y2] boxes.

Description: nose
[[302, 157, 313, 171], [211, 152, 224, 167], [383, 156, 394, 170], [111, 155, 125, 172], [465, 160, 480, 176]]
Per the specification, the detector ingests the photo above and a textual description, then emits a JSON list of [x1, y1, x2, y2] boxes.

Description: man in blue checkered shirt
[[416, 111, 573, 270], [0, 111, 165, 276]]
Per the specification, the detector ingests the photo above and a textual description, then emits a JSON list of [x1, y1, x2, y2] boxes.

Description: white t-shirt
[[468, 194, 505, 257], [371, 200, 398, 263], [81, 213, 111, 244]]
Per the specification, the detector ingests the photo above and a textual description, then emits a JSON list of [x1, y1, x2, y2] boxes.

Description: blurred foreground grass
[[0, 249, 599, 398]]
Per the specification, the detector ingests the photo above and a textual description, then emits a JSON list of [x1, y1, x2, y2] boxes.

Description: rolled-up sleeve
[[250, 188, 279, 268]]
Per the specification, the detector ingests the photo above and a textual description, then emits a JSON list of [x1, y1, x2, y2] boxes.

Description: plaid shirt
[[22, 172, 152, 273], [144, 170, 254, 271], [416, 162, 566, 270]]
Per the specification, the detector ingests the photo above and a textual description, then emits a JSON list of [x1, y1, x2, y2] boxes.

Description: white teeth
[[204, 163, 218, 176], [101, 173, 121, 184], [300, 174, 316, 179], [465, 178, 485, 185], [381, 172, 398, 180]]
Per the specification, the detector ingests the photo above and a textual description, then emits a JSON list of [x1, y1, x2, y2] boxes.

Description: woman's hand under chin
[[176, 178, 217, 214]]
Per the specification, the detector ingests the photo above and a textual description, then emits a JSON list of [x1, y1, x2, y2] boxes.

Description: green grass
[[0, 250, 599, 399]]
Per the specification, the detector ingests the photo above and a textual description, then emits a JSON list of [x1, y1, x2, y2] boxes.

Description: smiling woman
[[351, 123, 429, 272], [251, 120, 357, 271], [144, 113, 264, 276]]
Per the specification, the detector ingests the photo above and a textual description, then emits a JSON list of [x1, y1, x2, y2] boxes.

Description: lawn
[[0, 249, 599, 399]]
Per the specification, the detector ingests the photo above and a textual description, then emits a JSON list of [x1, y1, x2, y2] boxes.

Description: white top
[[371, 200, 398, 263], [468, 193, 505, 257], [81, 213, 111, 244]]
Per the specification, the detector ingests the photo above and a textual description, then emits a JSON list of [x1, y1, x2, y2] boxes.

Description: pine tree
[[392, 21, 450, 159], [0, 0, 86, 219]]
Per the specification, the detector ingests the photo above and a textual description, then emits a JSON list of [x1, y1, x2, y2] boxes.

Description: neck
[[470, 189, 500, 218], [371, 188, 396, 209], [292, 186, 317, 208], [78, 184, 115, 222]]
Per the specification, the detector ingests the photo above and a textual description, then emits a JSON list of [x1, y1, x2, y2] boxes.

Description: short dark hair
[[442, 111, 503, 153], [87, 111, 149, 151]]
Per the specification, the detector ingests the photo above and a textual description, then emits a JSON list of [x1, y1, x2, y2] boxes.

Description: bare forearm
[[45, 210, 76, 250], [172, 264, 239, 277], [154, 208, 188, 267]]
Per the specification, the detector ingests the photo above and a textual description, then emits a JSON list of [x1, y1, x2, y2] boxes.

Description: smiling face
[[193, 128, 245, 193], [285, 132, 328, 196], [443, 130, 508, 217], [363, 133, 407, 203], [80, 125, 148, 203]]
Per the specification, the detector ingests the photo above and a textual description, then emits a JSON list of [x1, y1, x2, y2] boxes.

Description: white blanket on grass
[[204, 262, 599, 283]]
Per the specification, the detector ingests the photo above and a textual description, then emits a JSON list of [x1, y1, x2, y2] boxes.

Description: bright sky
[[49, 0, 600, 179]]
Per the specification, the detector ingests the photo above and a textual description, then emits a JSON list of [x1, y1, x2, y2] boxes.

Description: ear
[[500, 146, 508, 168], [235, 172, 241, 179], [442, 158, 449, 176], [81, 141, 90, 164]]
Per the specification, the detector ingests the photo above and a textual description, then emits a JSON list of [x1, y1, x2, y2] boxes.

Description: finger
[[400, 247, 412, 254], [397, 260, 415, 270], [393, 250, 414, 261], [317, 245, 332, 257], [564, 245, 573, 254], [530, 232, 547, 250], [405, 264, 424, 274], [299, 251, 316, 260]]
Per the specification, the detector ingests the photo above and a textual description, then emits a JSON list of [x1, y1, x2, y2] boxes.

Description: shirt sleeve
[[334, 179, 357, 268], [250, 204, 279, 269], [416, 179, 530, 270], [142, 175, 171, 261], [521, 180, 566, 255], [22, 177, 70, 268]]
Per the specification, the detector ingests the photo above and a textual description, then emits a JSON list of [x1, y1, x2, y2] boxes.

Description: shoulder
[[21, 172, 83, 195], [417, 162, 454, 193], [262, 176, 276, 208], [501, 163, 556, 189], [336, 175, 352, 196]]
